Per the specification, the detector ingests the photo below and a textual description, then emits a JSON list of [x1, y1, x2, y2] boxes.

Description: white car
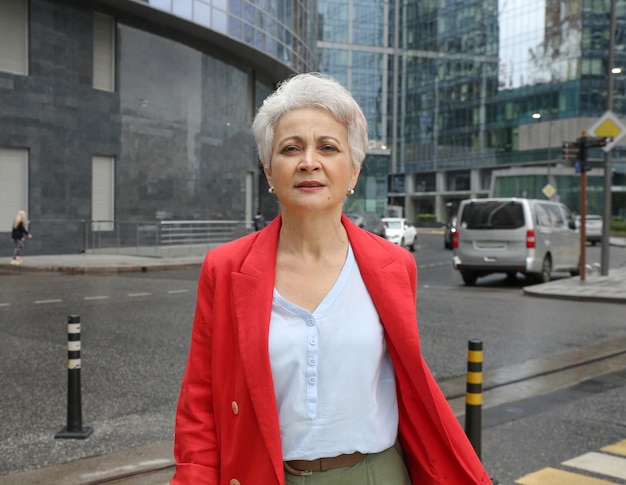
[[574, 214, 603, 245], [382, 218, 417, 251]]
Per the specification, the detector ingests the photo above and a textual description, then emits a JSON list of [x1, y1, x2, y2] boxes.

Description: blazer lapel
[[232, 217, 285, 480], [344, 216, 422, 355]]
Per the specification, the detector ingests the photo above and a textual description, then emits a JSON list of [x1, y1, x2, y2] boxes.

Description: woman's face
[[264, 107, 360, 216]]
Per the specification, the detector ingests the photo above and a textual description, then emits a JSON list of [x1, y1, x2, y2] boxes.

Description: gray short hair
[[252, 72, 368, 169]]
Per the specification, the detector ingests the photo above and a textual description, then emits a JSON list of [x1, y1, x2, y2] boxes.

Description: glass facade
[[117, 25, 260, 221], [318, 0, 391, 214], [140, 0, 316, 73], [364, 0, 626, 220]]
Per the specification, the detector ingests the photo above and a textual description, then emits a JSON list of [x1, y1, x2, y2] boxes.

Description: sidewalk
[[0, 251, 206, 274], [3, 237, 626, 303]]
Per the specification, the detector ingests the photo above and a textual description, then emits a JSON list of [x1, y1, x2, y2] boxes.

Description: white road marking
[[83, 295, 110, 301], [563, 451, 626, 480], [167, 289, 189, 294], [128, 292, 152, 297], [34, 299, 63, 304]]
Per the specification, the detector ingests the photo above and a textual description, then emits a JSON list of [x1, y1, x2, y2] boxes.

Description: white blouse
[[268, 244, 399, 461]]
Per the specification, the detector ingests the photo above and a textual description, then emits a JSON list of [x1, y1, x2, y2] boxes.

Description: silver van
[[452, 198, 580, 285]]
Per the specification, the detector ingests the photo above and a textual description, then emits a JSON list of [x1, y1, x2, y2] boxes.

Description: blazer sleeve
[[171, 254, 220, 484]]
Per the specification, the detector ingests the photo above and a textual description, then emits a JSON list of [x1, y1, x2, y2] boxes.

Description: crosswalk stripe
[[515, 467, 617, 484], [602, 439, 626, 457], [563, 451, 626, 480]]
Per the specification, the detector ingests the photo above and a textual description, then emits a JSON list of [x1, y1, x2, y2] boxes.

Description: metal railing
[[1, 219, 255, 256], [83, 220, 254, 256]]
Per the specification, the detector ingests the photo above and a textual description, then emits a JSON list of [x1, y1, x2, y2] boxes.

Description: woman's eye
[[320, 144, 337, 152], [281, 145, 299, 154]]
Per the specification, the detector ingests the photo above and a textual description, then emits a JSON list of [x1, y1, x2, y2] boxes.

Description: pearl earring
[[347, 187, 355, 196], [268, 186, 276, 194]]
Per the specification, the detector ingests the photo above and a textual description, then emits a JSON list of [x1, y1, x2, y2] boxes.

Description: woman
[[172, 73, 489, 484], [11, 210, 32, 265]]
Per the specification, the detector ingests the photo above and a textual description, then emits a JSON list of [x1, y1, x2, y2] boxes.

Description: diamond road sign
[[542, 183, 556, 199], [587, 110, 626, 152]]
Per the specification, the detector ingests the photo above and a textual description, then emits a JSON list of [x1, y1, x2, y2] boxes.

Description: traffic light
[[577, 133, 590, 172], [561, 142, 579, 161]]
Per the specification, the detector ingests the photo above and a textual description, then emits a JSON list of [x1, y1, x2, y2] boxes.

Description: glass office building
[[318, 0, 626, 222]]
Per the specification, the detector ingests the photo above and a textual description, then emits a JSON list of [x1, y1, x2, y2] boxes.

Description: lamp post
[[601, 0, 616, 276], [531, 111, 554, 185]]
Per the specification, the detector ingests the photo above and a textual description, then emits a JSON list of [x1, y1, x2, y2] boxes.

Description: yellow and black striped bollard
[[464, 339, 483, 460]]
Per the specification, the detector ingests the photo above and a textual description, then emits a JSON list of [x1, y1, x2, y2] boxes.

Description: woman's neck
[[277, 213, 348, 260]]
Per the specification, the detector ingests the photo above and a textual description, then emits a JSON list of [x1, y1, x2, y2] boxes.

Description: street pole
[[580, 168, 587, 281], [601, 0, 616, 276]]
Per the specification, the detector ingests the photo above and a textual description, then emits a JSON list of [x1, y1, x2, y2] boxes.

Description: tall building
[[317, 0, 392, 216], [319, 0, 626, 223], [0, 0, 313, 254]]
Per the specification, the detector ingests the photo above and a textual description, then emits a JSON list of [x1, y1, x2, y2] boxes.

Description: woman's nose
[[297, 148, 320, 171]]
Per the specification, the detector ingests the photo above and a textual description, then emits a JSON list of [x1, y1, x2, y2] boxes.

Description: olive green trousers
[[284, 444, 411, 485]]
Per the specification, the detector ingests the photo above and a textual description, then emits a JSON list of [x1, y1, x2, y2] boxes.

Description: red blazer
[[172, 215, 489, 484]]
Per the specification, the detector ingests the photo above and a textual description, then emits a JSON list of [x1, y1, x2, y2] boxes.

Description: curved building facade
[[0, 0, 315, 254]]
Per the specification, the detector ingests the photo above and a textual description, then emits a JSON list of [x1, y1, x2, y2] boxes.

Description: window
[[461, 201, 525, 229], [92, 156, 115, 231], [534, 203, 551, 227], [0, 148, 29, 231], [542, 203, 565, 228], [0, 0, 28, 75], [93, 13, 116, 91]]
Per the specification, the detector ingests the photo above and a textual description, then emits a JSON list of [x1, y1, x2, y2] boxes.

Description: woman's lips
[[296, 182, 324, 190]]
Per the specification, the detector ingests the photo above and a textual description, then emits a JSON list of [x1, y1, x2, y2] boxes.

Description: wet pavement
[[1, 237, 625, 484], [3, 236, 626, 304]]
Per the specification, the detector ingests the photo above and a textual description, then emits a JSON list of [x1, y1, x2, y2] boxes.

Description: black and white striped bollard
[[55, 314, 93, 439]]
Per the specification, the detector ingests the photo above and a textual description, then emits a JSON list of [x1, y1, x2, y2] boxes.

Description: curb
[[0, 262, 203, 274]]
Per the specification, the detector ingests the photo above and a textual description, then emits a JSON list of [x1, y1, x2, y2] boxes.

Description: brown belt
[[284, 452, 365, 476]]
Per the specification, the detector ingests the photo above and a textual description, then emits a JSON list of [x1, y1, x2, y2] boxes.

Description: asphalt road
[[1, 234, 625, 484]]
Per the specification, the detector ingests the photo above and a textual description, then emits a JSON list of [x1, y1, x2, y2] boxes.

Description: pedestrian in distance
[[10, 210, 32, 266], [172, 72, 489, 484], [254, 210, 267, 231]]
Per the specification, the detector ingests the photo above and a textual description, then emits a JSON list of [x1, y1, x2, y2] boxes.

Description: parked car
[[574, 214, 603, 245], [452, 198, 580, 285], [443, 215, 457, 249], [382, 217, 417, 251], [345, 212, 386, 238]]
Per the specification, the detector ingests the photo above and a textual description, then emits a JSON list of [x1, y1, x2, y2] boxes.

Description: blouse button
[[229, 479, 241, 485], [231, 401, 239, 415]]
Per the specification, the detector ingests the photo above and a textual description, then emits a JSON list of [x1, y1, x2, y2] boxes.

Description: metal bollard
[[55, 314, 93, 439], [464, 339, 483, 460]]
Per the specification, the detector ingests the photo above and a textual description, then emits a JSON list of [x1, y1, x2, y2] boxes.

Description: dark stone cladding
[[0, 0, 289, 255], [0, 0, 121, 254]]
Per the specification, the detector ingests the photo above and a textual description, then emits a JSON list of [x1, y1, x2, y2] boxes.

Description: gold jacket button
[[231, 401, 239, 415], [229, 479, 241, 485]]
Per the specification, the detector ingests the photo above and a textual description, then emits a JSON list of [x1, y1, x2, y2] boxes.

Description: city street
[[1, 233, 626, 484]]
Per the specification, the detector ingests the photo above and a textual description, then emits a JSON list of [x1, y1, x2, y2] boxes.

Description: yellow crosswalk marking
[[563, 452, 626, 481], [602, 439, 626, 457], [515, 467, 618, 485]]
